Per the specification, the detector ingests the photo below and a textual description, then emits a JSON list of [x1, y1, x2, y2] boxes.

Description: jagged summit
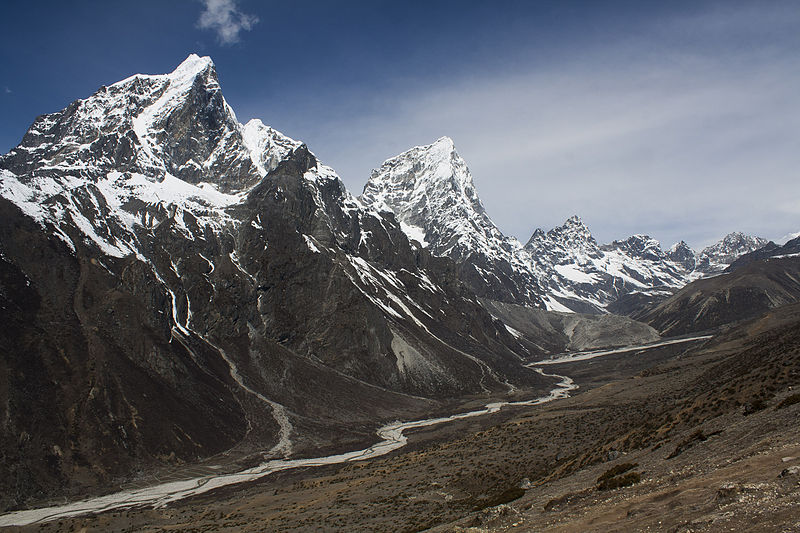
[[166, 53, 215, 78], [362, 136, 483, 217], [361, 137, 546, 306], [113, 53, 216, 87], [669, 240, 692, 252], [667, 240, 697, 271], [0, 55, 313, 257], [697, 231, 769, 273], [1, 53, 300, 195], [361, 136, 496, 257], [557, 215, 590, 235], [604, 235, 664, 262], [548, 215, 596, 247], [241, 118, 303, 176], [525, 216, 598, 262]]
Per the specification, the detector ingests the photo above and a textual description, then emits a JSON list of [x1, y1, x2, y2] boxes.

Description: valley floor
[[5, 320, 800, 532]]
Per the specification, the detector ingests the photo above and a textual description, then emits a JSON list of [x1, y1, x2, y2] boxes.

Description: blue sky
[[1, 1, 798, 248]]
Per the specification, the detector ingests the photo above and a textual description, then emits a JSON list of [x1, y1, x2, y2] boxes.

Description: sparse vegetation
[[471, 487, 526, 510], [667, 430, 707, 459], [776, 393, 800, 409], [596, 471, 641, 491], [29, 303, 800, 532], [744, 397, 768, 415], [596, 462, 638, 483]]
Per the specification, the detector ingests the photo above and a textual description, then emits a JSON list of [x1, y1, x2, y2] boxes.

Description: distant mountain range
[[362, 136, 768, 313]]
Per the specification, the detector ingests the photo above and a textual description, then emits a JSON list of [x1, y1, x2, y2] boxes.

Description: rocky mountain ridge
[[725, 235, 800, 271], [0, 55, 550, 509]]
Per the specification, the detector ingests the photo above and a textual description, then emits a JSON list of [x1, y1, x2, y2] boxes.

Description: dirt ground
[[6, 317, 800, 532]]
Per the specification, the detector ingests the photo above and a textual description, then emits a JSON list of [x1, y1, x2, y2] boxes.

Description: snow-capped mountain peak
[[666, 240, 696, 271], [2, 53, 300, 196], [669, 240, 692, 254], [361, 137, 546, 306], [697, 231, 769, 272], [166, 52, 214, 78], [361, 138, 771, 314], [362, 136, 483, 215], [361, 136, 498, 259], [241, 118, 303, 176], [548, 215, 596, 248], [524, 216, 599, 264], [0, 54, 310, 257], [604, 234, 665, 262]]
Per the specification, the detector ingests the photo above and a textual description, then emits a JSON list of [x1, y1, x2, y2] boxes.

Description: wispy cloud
[[197, 0, 258, 45], [282, 5, 800, 250], [3, 86, 10, 94], [781, 231, 800, 244]]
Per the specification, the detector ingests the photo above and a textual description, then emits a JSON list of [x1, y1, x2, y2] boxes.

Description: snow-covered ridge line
[[0, 371, 577, 527], [110, 53, 214, 89], [2, 52, 770, 314], [0, 167, 246, 258]]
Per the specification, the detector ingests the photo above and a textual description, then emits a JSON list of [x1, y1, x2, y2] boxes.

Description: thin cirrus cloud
[[287, 8, 800, 251], [196, 0, 258, 45]]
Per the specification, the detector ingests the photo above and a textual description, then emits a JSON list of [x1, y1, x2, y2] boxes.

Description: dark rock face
[[0, 55, 552, 510], [605, 290, 674, 317], [0, 198, 247, 508], [667, 241, 696, 271]]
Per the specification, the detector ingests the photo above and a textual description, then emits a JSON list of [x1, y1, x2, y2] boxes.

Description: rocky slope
[[0, 55, 552, 510], [637, 256, 800, 335], [41, 302, 800, 532], [479, 298, 660, 355]]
